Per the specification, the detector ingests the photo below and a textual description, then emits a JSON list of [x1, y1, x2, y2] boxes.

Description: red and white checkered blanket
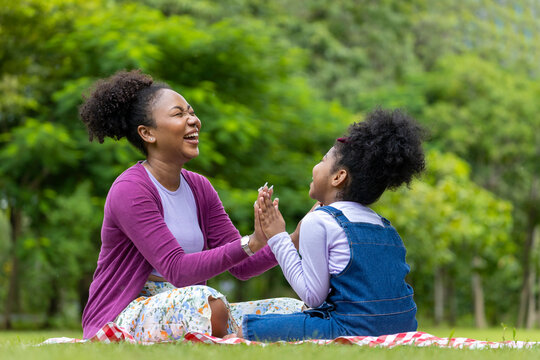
[[39, 322, 539, 349]]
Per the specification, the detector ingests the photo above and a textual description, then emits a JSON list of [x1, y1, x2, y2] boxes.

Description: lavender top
[[144, 167, 204, 276], [82, 162, 277, 338], [268, 201, 383, 308]]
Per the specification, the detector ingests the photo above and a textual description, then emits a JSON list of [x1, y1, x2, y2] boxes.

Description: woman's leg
[[228, 297, 305, 330], [209, 296, 229, 337], [115, 285, 231, 342]]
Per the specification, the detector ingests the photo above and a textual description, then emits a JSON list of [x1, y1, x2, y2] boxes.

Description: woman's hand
[[247, 186, 275, 253], [257, 186, 286, 239]]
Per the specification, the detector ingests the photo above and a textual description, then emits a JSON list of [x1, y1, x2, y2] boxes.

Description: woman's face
[[149, 89, 201, 164]]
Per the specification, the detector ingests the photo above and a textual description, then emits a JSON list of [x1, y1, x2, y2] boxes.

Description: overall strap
[[379, 216, 391, 227], [317, 205, 392, 229], [315, 205, 351, 228]]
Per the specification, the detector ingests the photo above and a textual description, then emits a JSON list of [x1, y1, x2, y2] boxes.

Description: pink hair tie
[[337, 137, 348, 143]]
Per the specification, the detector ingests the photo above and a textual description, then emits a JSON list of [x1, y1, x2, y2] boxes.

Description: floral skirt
[[115, 280, 304, 342]]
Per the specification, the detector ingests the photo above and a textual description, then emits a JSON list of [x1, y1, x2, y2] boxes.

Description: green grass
[[2, 327, 540, 360], [421, 326, 540, 342]]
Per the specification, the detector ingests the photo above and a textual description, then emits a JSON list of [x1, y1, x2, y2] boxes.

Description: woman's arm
[[202, 183, 277, 280], [109, 180, 250, 287]]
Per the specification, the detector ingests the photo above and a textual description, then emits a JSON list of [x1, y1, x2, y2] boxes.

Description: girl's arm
[[258, 193, 330, 308]]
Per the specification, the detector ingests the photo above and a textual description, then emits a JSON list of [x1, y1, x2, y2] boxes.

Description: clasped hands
[[247, 184, 322, 253], [256, 183, 286, 240], [246, 183, 286, 253]]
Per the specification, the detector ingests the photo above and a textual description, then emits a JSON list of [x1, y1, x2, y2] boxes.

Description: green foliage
[[132, 0, 424, 110], [19, 183, 102, 321]]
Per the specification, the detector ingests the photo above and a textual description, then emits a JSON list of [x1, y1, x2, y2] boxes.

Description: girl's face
[[150, 89, 201, 164], [309, 147, 339, 205]]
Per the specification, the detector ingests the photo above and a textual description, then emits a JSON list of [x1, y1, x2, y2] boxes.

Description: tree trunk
[[45, 279, 60, 328], [518, 242, 533, 327], [471, 257, 487, 328], [528, 225, 540, 328], [78, 272, 93, 318], [446, 270, 457, 326], [434, 266, 444, 325], [526, 260, 536, 329], [518, 230, 537, 328], [3, 207, 22, 329], [518, 180, 539, 328], [537, 255, 540, 328]]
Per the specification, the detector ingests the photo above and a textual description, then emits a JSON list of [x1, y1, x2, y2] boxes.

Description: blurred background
[[0, 0, 538, 332]]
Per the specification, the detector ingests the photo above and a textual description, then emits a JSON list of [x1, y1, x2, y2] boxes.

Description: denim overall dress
[[242, 205, 417, 341]]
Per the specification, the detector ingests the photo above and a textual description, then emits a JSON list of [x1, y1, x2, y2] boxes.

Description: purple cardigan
[[82, 162, 277, 338]]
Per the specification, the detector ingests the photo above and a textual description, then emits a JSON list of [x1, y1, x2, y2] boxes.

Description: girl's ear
[[331, 169, 348, 188], [138, 125, 156, 144]]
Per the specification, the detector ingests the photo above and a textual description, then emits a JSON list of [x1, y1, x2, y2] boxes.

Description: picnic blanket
[[40, 322, 539, 349]]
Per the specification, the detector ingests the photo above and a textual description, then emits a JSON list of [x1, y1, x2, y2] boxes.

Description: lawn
[[2, 327, 540, 360]]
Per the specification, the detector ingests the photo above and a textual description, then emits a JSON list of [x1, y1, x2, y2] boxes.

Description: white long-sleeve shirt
[[267, 201, 383, 308]]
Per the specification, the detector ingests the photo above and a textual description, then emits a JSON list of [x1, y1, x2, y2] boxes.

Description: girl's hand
[[257, 186, 286, 239]]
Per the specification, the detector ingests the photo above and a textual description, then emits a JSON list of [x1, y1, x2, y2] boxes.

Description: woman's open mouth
[[183, 132, 199, 144]]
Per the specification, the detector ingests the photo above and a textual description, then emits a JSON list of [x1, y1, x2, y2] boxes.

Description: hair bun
[[79, 70, 154, 143], [361, 108, 425, 189], [335, 108, 426, 205]]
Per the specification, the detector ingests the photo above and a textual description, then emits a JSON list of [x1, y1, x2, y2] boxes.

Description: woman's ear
[[331, 169, 348, 188], [138, 125, 156, 144]]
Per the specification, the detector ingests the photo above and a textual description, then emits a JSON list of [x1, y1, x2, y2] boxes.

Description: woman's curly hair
[[79, 69, 170, 154], [334, 108, 426, 205]]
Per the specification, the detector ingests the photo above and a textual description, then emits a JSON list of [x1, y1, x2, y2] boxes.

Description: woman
[[79, 70, 302, 341]]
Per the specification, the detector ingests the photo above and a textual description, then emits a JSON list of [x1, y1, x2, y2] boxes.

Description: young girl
[[243, 108, 425, 341]]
